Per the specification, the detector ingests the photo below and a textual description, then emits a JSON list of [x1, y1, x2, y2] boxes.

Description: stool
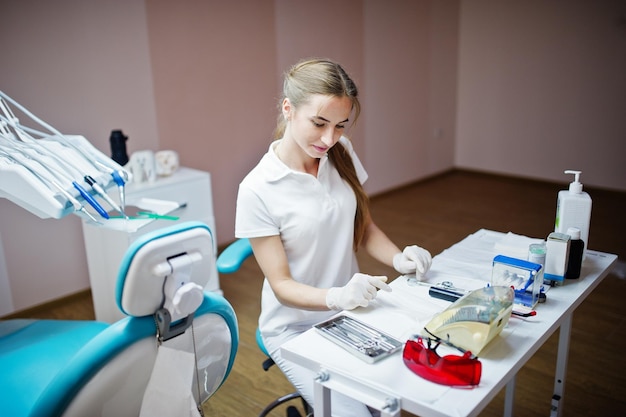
[[217, 238, 310, 417]]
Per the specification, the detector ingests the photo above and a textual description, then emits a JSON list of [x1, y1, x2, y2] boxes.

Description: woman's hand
[[393, 245, 432, 276], [326, 273, 391, 310]]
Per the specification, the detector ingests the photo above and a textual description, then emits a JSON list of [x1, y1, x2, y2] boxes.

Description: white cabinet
[[82, 167, 220, 323]]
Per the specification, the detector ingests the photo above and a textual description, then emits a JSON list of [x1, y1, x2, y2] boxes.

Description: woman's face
[[283, 94, 352, 159]]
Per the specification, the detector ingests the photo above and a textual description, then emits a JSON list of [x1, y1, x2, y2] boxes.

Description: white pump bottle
[[555, 170, 592, 254]]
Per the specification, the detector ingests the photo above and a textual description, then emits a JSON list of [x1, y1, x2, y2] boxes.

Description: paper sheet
[[139, 345, 201, 417]]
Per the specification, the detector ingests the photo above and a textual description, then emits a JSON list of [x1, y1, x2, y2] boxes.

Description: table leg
[[381, 398, 401, 417], [504, 375, 515, 417], [314, 373, 332, 417], [550, 314, 572, 417]]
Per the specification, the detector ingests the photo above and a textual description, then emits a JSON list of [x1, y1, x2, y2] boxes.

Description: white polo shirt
[[235, 136, 368, 342]]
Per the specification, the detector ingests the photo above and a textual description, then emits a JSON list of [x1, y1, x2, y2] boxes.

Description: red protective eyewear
[[403, 337, 482, 387]]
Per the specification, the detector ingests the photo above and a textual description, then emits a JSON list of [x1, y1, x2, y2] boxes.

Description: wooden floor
[[7, 170, 626, 416]]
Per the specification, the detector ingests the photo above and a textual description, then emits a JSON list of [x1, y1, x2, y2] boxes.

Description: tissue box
[[492, 255, 543, 308], [544, 232, 571, 285]]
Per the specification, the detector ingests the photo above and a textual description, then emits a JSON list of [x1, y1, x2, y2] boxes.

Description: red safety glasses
[[403, 337, 482, 387]]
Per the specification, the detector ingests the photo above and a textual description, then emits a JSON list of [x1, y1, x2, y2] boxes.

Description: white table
[[281, 230, 617, 417]]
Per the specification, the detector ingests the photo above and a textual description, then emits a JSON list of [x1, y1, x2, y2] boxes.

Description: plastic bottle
[[565, 227, 583, 279], [528, 242, 547, 269], [555, 170, 592, 254]]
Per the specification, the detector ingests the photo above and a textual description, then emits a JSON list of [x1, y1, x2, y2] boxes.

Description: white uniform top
[[235, 136, 368, 344]]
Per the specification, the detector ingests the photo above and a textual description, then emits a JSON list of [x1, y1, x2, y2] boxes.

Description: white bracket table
[[281, 230, 617, 417]]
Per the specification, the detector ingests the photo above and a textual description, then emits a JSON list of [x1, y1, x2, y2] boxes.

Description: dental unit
[[0, 91, 130, 220], [0, 91, 239, 416]]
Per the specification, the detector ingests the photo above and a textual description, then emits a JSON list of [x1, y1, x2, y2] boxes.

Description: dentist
[[235, 58, 432, 416]]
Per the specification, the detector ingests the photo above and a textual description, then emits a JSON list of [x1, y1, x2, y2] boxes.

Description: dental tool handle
[[428, 286, 464, 302], [83, 175, 97, 187], [111, 170, 126, 187], [111, 170, 126, 211], [73, 182, 109, 219], [84, 175, 124, 214]]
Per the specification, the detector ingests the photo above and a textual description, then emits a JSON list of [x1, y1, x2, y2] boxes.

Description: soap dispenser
[[555, 170, 592, 254]]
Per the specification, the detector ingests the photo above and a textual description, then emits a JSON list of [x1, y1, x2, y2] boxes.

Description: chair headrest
[[115, 221, 214, 317]]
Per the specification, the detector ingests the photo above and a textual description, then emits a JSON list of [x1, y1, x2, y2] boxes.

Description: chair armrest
[[216, 238, 253, 274]]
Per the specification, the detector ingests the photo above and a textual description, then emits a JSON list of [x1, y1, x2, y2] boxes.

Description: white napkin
[[139, 345, 201, 417], [494, 232, 544, 260]]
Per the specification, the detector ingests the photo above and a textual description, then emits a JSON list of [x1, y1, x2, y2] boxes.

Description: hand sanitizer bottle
[[555, 170, 592, 254]]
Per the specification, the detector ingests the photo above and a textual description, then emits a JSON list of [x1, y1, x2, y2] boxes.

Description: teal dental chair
[[0, 221, 238, 417], [217, 238, 309, 417]]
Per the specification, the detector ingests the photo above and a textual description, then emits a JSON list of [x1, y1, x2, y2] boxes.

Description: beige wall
[[1, 0, 624, 313], [363, 0, 458, 192], [146, 0, 278, 247], [456, 0, 626, 190], [138, 0, 459, 246]]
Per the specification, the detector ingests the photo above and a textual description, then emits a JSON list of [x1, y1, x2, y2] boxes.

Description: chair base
[[258, 391, 309, 417]]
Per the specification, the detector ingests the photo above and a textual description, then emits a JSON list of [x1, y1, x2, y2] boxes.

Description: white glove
[[326, 273, 392, 310], [393, 245, 432, 276]]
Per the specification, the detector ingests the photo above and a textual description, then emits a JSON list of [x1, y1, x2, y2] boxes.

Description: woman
[[235, 58, 432, 416]]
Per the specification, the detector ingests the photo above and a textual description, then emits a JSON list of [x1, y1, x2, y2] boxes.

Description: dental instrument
[[314, 315, 403, 363], [84, 175, 126, 216], [0, 91, 130, 220], [1, 103, 112, 219], [0, 150, 99, 223], [0, 138, 110, 219], [72, 181, 109, 219], [111, 169, 127, 213]]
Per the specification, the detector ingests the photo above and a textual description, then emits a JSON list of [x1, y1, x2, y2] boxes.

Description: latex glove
[[326, 273, 392, 310], [393, 245, 432, 276]]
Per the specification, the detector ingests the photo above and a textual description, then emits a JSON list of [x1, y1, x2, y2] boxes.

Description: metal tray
[[314, 315, 403, 363]]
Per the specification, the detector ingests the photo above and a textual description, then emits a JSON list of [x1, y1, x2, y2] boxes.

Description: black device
[[428, 283, 468, 302], [109, 129, 129, 166]]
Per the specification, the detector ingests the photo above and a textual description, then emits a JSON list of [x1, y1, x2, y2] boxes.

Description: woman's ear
[[282, 98, 292, 121]]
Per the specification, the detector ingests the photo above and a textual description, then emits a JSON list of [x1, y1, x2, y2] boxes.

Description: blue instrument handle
[[111, 170, 126, 186], [73, 182, 109, 219]]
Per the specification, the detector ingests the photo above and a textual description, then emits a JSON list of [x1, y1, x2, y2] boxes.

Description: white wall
[[456, 0, 626, 191]]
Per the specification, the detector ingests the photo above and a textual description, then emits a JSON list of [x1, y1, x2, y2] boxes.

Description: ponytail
[[328, 142, 370, 251]]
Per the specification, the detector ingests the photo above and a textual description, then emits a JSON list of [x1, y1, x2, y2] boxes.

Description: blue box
[[491, 255, 543, 308]]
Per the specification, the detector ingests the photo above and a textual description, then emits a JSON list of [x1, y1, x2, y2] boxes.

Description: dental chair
[[217, 238, 310, 417], [0, 221, 238, 417]]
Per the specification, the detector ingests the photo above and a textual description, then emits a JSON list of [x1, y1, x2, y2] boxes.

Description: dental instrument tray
[[314, 315, 403, 363]]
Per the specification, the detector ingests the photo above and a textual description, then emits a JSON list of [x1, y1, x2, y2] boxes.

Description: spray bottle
[[555, 170, 592, 254]]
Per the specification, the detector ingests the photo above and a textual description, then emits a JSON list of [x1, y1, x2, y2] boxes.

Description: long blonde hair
[[274, 58, 369, 250]]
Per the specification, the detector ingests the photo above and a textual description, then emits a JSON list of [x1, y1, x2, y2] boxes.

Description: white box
[[544, 232, 571, 284]]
